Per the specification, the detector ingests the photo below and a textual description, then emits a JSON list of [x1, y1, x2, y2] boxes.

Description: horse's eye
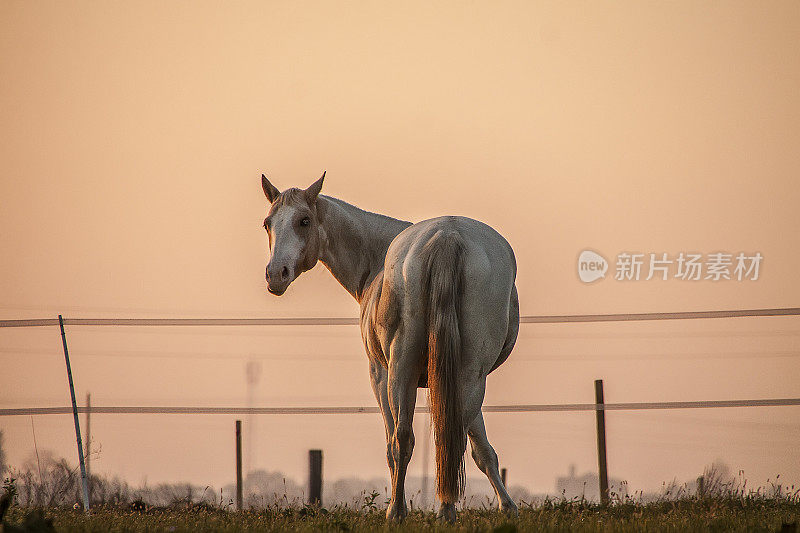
[[263, 218, 270, 230], [300, 217, 310, 227]]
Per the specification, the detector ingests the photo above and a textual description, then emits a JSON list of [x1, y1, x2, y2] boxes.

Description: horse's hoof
[[386, 502, 408, 521], [437, 503, 457, 523], [500, 500, 519, 517]]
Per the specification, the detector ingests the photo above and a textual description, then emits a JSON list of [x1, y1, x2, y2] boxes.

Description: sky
[[1, 1, 799, 499]]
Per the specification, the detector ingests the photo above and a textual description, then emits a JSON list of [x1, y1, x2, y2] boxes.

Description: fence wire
[[2, 398, 799, 417], [1, 307, 799, 328]]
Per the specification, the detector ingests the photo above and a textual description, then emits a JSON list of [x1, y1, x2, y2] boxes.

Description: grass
[[3, 497, 800, 532]]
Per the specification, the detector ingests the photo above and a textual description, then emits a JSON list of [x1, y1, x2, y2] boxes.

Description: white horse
[[261, 172, 519, 521]]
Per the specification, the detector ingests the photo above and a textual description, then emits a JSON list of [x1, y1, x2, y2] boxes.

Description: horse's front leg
[[385, 334, 422, 521], [368, 359, 395, 484]]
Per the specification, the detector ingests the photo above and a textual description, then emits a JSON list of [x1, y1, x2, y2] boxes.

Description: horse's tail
[[421, 228, 467, 504]]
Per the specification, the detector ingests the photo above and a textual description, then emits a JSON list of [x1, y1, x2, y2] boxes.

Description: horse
[[260, 172, 519, 521]]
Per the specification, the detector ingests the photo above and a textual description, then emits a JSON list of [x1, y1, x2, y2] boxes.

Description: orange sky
[[1, 1, 799, 497]]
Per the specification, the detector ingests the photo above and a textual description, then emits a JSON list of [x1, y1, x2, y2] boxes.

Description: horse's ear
[[304, 171, 325, 204], [262, 174, 280, 203]]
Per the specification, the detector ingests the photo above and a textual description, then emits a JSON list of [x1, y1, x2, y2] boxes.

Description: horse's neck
[[317, 195, 411, 302]]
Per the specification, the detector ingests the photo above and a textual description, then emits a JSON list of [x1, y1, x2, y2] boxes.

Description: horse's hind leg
[[461, 375, 517, 515], [468, 412, 518, 515], [368, 360, 395, 483], [385, 332, 423, 521]]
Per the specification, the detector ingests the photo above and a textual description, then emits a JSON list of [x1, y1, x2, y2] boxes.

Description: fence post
[[501, 467, 507, 487], [59, 315, 90, 512], [85, 392, 91, 503], [235, 420, 243, 510], [309, 449, 323, 506], [697, 476, 704, 498], [594, 379, 610, 506]]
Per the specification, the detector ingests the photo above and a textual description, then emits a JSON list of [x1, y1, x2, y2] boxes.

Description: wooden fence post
[[501, 467, 507, 487], [309, 449, 323, 506], [235, 420, 243, 510], [59, 315, 90, 512], [595, 379, 610, 506]]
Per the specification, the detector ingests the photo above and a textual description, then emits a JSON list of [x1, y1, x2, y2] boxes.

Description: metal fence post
[[59, 315, 90, 512], [595, 379, 609, 506]]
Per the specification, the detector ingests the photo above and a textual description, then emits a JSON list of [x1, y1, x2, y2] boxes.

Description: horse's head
[[261, 172, 325, 295]]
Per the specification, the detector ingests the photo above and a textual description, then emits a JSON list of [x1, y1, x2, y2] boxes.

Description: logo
[[578, 250, 608, 283], [577, 250, 762, 283]]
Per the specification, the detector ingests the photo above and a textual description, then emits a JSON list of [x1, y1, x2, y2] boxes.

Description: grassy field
[[3, 498, 800, 533]]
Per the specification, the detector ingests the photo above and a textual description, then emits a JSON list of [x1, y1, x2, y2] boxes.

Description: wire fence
[[2, 398, 800, 417], [2, 306, 799, 417], [3, 306, 799, 510], [1, 307, 799, 328]]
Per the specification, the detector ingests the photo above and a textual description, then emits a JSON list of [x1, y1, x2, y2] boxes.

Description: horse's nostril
[[281, 266, 289, 280]]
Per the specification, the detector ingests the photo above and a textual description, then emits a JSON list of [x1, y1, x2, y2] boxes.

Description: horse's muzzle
[[266, 264, 292, 296], [267, 283, 287, 296]]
